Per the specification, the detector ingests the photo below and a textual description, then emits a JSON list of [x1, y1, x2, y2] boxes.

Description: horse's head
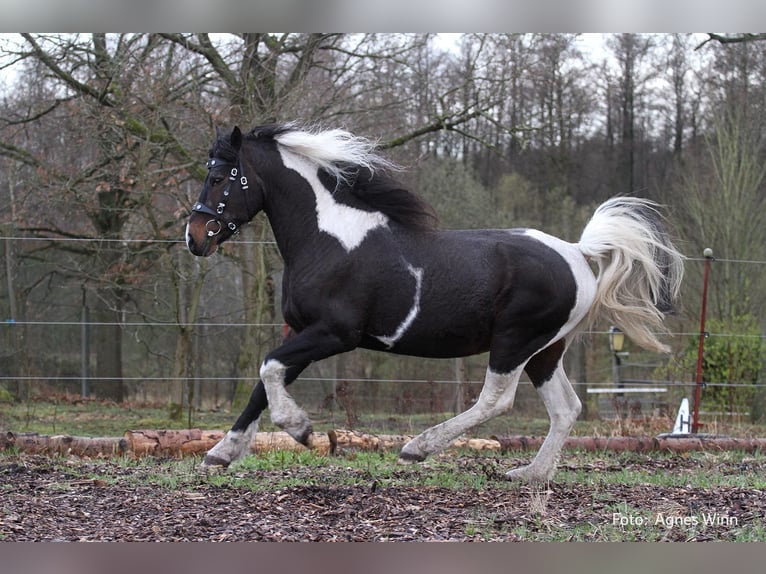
[[186, 126, 264, 256]]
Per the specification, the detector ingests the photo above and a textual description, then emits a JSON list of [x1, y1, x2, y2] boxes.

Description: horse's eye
[[210, 175, 224, 186]]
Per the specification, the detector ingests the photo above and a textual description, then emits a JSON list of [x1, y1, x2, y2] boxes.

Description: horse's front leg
[[262, 322, 359, 443], [259, 358, 314, 446], [204, 322, 356, 468], [202, 381, 268, 468]]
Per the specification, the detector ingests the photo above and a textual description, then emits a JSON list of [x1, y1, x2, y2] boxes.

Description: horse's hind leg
[[398, 363, 525, 463], [506, 342, 581, 482]]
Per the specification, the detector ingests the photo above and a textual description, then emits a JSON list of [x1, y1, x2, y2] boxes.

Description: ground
[[2, 450, 764, 541]]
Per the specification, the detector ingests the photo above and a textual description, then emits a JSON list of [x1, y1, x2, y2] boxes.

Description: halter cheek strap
[[193, 157, 250, 236]]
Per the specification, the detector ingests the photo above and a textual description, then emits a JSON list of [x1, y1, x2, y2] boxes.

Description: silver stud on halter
[[206, 219, 222, 237]]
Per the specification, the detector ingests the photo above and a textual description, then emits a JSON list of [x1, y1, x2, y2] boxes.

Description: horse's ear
[[231, 126, 242, 151]]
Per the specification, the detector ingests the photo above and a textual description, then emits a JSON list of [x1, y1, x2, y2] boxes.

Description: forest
[[0, 33, 764, 424]]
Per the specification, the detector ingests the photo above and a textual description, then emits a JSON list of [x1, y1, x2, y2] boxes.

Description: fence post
[[454, 357, 466, 413], [692, 248, 714, 433], [81, 287, 90, 398]]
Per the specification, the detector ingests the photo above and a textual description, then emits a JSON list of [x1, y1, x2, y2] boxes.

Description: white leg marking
[[203, 418, 259, 467], [506, 364, 581, 482], [375, 264, 423, 349], [260, 359, 312, 444], [399, 366, 522, 462], [279, 150, 389, 252]]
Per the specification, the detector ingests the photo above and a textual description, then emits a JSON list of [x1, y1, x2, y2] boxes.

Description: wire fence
[[2, 235, 765, 426], [4, 234, 766, 262]]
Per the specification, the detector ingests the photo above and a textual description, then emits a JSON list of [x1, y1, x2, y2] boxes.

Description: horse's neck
[[263, 150, 389, 264], [262, 197, 318, 267]]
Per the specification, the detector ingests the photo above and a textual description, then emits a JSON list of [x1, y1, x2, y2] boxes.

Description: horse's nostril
[[185, 224, 205, 255], [185, 224, 194, 251]]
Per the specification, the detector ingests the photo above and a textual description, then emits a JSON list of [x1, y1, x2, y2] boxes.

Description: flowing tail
[[578, 197, 684, 353]]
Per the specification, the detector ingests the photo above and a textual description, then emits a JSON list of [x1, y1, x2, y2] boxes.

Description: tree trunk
[[234, 222, 275, 408], [92, 299, 124, 402], [3, 163, 29, 400], [170, 246, 207, 411]]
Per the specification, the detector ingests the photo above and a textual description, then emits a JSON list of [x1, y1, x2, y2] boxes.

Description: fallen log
[[328, 429, 413, 453], [2, 431, 127, 457], [252, 431, 332, 455], [454, 437, 503, 452], [493, 435, 766, 454], [327, 429, 504, 453], [3, 429, 765, 459], [124, 429, 225, 457], [123, 429, 332, 457]]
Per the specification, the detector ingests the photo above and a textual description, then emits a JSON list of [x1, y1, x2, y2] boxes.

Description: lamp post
[[608, 326, 625, 397]]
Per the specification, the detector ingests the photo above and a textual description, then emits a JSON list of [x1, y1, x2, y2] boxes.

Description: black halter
[[192, 157, 250, 237]]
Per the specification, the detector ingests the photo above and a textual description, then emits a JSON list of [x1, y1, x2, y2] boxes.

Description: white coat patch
[[522, 229, 597, 341], [279, 149, 389, 252], [375, 264, 423, 348]]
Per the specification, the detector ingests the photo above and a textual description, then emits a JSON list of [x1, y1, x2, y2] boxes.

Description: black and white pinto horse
[[186, 123, 683, 482]]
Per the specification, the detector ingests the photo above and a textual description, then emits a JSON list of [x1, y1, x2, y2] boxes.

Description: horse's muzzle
[[185, 216, 219, 257]]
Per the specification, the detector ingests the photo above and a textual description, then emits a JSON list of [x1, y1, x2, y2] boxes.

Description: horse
[[185, 122, 684, 482]]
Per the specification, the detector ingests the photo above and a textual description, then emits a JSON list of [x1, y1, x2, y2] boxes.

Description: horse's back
[[361, 227, 593, 358]]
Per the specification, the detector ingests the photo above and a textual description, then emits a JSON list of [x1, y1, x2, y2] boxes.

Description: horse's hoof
[[397, 450, 425, 465], [504, 466, 550, 483], [293, 426, 314, 448], [201, 455, 231, 470], [272, 410, 313, 447]]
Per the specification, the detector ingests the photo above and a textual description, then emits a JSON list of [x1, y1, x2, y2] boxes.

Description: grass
[[5, 395, 766, 439], [0, 396, 238, 436], [1, 394, 554, 437], [553, 449, 766, 489]]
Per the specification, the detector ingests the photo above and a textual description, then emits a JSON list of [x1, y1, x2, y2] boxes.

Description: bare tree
[[696, 33, 766, 50], [1, 34, 212, 400], [675, 104, 766, 320], [606, 34, 657, 196]]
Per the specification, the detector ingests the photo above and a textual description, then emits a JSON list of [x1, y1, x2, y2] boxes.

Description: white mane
[[273, 124, 399, 184]]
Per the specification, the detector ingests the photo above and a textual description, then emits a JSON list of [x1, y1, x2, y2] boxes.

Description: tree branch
[[695, 33, 766, 51], [0, 141, 41, 167], [379, 109, 485, 149], [159, 33, 239, 91], [1, 98, 73, 128], [20, 34, 114, 107]]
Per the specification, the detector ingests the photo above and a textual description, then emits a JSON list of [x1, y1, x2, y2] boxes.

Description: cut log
[[4, 429, 765, 459], [328, 429, 412, 453], [123, 429, 332, 457], [452, 437, 502, 452], [493, 435, 766, 454], [3, 431, 127, 457], [327, 429, 502, 454], [252, 431, 332, 456], [124, 429, 225, 457]]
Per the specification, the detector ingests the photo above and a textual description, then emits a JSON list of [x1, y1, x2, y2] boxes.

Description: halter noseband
[[192, 157, 250, 237]]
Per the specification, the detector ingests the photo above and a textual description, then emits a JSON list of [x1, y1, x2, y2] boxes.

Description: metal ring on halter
[[205, 219, 223, 237]]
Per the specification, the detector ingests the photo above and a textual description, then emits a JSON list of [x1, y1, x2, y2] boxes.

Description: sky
[[0, 32, 736, 98], [0, 0, 763, 34]]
